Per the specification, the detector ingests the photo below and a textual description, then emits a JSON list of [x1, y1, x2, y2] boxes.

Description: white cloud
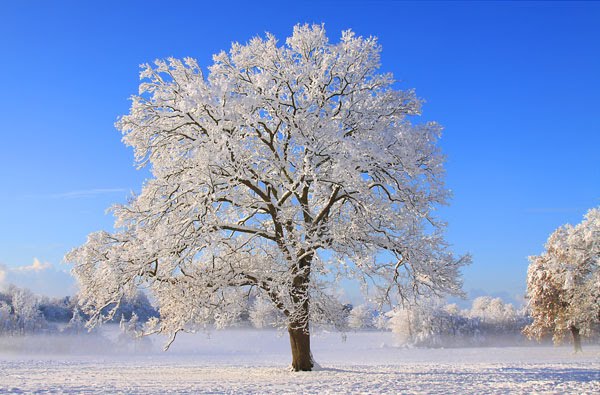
[[0, 259, 76, 297], [12, 258, 52, 272]]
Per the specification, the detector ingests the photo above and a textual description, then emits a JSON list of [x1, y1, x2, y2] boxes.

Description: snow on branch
[[65, 24, 469, 345]]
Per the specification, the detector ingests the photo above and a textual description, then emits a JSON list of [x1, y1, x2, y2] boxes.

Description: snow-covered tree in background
[[525, 207, 600, 352], [62, 307, 87, 335], [387, 302, 450, 347], [65, 24, 468, 371], [119, 312, 142, 337], [468, 296, 521, 333], [0, 301, 15, 334], [347, 304, 372, 330], [386, 297, 528, 348], [386, 305, 415, 345], [10, 287, 45, 334], [118, 312, 152, 351], [441, 303, 473, 339], [39, 296, 73, 322], [0, 285, 47, 335], [103, 291, 158, 323], [372, 312, 389, 330], [249, 297, 280, 329]]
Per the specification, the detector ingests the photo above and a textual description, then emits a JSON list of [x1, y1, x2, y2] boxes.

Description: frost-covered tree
[[347, 304, 372, 330], [8, 286, 47, 334], [372, 312, 389, 330], [524, 207, 600, 352], [386, 304, 424, 345], [249, 296, 281, 329], [39, 296, 73, 322], [386, 298, 528, 348], [468, 296, 520, 332], [0, 301, 16, 334], [120, 312, 142, 337], [441, 303, 472, 339], [63, 307, 86, 335], [387, 302, 446, 347], [118, 312, 152, 351], [65, 24, 468, 371], [104, 291, 158, 323], [0, 286, 47, 335]]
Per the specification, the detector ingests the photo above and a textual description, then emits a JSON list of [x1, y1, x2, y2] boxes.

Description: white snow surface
[[1, 328, 598, 394]]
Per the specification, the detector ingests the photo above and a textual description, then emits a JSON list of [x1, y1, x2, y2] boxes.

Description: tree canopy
[[524, 207, 600, 351], [66, 24, 468, 370]]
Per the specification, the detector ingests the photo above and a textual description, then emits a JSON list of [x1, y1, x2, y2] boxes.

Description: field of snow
[[1, 328, 598, 394]]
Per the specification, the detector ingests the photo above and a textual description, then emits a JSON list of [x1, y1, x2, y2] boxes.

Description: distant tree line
[[383, 297, 532, 347], [0, 285, 157, 336], [244, 294, 535, 347], [3, 283, 595, 350]]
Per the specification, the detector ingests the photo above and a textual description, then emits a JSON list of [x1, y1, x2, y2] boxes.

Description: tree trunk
[[287, 254, 314, 371], [570, 325, 583, 353], [288, 325, 313, 371]]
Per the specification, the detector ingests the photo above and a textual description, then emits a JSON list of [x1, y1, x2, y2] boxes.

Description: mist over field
[[1, 327, 599, 394]]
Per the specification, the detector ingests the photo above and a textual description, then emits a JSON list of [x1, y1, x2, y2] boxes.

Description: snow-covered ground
[[1, 328, 598, 394]]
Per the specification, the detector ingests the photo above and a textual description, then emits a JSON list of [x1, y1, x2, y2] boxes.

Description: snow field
[[1, 329, 598, 394]]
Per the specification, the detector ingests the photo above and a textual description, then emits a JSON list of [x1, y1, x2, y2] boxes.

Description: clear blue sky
[[1, 1, 598, 302]]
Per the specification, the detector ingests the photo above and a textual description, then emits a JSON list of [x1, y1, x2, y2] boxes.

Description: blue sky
[[0, 1, 598, 302]]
